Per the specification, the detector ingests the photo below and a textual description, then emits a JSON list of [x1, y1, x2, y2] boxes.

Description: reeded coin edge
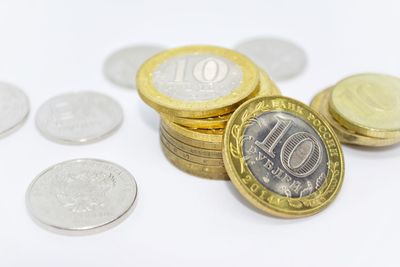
[[223, 96, 345, 218], [26, 158, 138, 235], [137, 45, 260, 118]]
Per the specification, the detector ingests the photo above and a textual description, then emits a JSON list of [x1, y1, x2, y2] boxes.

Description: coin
[[26, 159, 137, 234], [137, 45, 259, 118], [36, 91, 123, 144], [0, 82, 29, 138], [235, 38, 307, 81], [159, 70, 281, 129], [161, 118, 222, 150], [103, 45, 164, 89], [311, 87, 400, 147], [161, 127, 223, 158], [223, 96, 344, 218], [161, 141, 229, 180], [161, 134, 224, 166], [329, 73, 400, 139]]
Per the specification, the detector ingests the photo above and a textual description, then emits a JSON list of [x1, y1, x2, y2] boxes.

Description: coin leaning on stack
[[137, 45, 281, 180], [310, 73, 400, 147]]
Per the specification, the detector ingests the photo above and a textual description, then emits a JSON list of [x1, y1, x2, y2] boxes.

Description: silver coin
[[36, 91, 123, 144], [0, 82, 29, 138], [152, 54, 243, 101], [242, 111, 328, 198], [235, 38, 307, 81], [103, 45, 164, 88], [26, 158, 138, 234]]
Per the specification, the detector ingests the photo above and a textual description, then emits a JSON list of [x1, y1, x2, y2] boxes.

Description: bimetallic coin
[[161, 128, 223, 159], [26, 159, 137, 234], [329, 73, 400, 139], [103, 45, 164, 89], [161, 118, 223, 150], [0, 82, 29, 138], [161, 141, 229, 180], [161, 134, 224, 166], [137, 45, 259, 118], [223, 96, 344, 218], [235, 38, 307, 81], [36, 91, 123, 144], [311, 87, 400, 147]]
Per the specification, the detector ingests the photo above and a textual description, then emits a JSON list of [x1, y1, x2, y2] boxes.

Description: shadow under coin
[[137, 100, 160, 132]]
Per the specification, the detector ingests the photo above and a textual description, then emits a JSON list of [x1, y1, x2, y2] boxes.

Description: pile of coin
[[136, 45, 281, 180], [311, 73, 400, 147]]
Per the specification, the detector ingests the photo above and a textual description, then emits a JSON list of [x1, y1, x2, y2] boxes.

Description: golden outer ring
[[329, 73, 400, 139], [161, 141, 229, 180], [136, 45, 259, 118], [258, 69, 281, 96], [223, 96, 345, 218], [311, 87, 400, 147], [161, 128, 223, 158], [161, 118, 222, 150], [160, 134, 224, 166]]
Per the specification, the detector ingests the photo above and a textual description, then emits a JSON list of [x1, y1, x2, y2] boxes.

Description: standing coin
[[235, 38, 307, 81], [329, 73, 400, 139], [137, 45, 259, 118], [26, 159, 138, 234], [223, 96, 344, 218], [36, 91, 123, 144], [103, 45, 164, 89], [0, 82, 29, 138]]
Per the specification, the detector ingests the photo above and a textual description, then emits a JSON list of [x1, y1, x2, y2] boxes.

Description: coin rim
[[223, 95, 345, 218], [25, 158, 138, 234], [137, 45, 259, 118]]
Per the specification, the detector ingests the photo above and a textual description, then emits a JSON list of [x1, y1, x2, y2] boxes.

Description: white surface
[[0, 0, 399, 266]]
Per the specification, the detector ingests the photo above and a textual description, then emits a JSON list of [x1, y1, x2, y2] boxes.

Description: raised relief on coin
[[153, 55, 242, 101], [223, 96, 344, 218], [26, 159, 137, 233], [330, 73, 400, 138], [36, 91, 123, 144], [0, 82, 29, 137], [242, 112, 327, 198]]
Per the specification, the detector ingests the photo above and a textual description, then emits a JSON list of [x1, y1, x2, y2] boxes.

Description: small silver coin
[[235, 38, 307, 81], [242, 111, 328, 198], [0, 82, 29, 138], [36, 91, 123, 145], [103, 45, 164, 89], [26, 158, 138, 234]]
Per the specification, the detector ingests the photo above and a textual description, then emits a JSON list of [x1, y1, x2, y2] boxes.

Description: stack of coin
[[137, 45, 281, 180], [311, 73, 400, 147]]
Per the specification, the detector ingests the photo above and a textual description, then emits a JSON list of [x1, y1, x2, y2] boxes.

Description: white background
[[0, 0, 399, 266]]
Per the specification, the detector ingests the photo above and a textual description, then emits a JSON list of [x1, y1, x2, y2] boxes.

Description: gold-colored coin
[[329, 73, 400, 139], [161, 141, 229, 180], [160, 134, 223, 166], [161, 118, 222, 150], [311, 87, 400, 147], [159, 69, 281, 129], [223, 96, 344, 218], [137, 45, 259, 118], [161, 127, 223, 159]]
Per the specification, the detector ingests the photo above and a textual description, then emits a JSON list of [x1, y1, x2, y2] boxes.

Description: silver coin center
[[242, 111, 328, 198], [152, 54, 243, 101]]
